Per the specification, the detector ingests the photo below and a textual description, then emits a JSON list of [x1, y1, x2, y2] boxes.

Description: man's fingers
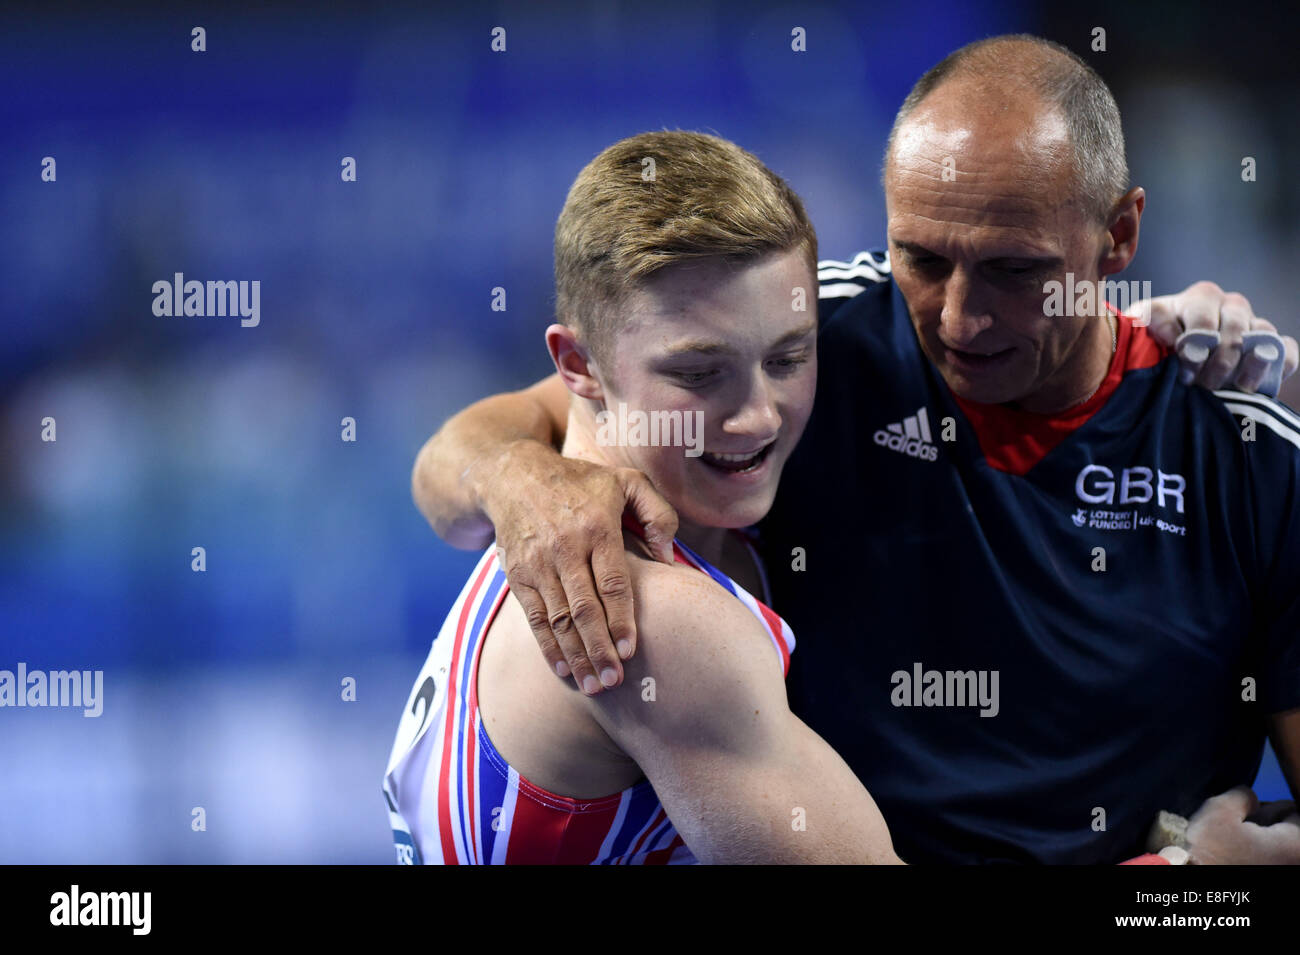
[[1283, 336, 1300, 379], [1197, 293, 1251, 389], [1175, 329, 1217, 386], [510, 581, 568, 677], [1127, 298, 1153, 330], [591, 534, 637, 662], [1140, 297, 1180, 347], [620, 471, 678, 565], [553, 544, 625, 692], [533, 571, 604, 694], [1177, 282, 1225, 333], [1166, 281, 1222, 378], [1243, 318, 1298, 380], [1232, 342, 1271, 393], [1215, 293, 1254, 347]]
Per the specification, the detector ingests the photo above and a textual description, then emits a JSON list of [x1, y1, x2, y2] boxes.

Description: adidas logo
[[874, 407, 939, 462]]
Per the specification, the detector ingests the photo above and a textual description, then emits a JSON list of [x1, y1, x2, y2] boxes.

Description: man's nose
[[727, 372, 781, 438], [939, 270, 993, 346]]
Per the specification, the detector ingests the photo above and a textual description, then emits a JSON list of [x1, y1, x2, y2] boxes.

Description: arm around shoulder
[[411, 374, 570, 548]]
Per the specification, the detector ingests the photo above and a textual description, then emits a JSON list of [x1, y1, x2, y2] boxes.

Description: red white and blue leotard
[[382, 526, 795, 865]]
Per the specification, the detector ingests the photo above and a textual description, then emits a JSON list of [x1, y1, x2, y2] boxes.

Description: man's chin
[[678, 494, 775, 532], [938, 366, 1025, 406]]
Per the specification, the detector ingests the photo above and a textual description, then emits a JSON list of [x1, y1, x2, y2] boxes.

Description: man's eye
[[768, 355, 809, 374], [672, 369, 717, 386], [993, 262, 1040, 277]]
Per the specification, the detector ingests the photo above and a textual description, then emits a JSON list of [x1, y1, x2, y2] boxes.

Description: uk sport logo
[[874, 407, 939, 462]]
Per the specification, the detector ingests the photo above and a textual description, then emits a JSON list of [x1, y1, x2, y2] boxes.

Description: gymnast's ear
[[546, 323, 604, 401]]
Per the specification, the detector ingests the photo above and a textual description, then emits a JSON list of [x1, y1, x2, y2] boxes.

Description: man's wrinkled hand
[[483, 441, 678, 695], [1134, 281, 1298, 392]]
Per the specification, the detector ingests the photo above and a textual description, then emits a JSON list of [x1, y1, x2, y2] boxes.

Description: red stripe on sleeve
[[436, 556, 495, 864]]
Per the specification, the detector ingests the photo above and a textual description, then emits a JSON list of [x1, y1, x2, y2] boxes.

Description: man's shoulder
[[624, 550, 774, 661], [818, 249, 891, 300], [597, 547, 786, 726], [1177, 386, 1300, 476], [578, 550, 789, 780], [816, 250, 897, 330], [1205, 388, 1300, 453]]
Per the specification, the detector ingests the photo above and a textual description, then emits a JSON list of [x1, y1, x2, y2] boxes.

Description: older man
[[411, 35, 1300, 863]]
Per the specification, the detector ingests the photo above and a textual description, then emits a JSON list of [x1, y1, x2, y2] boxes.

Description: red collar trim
[[951, 307, 1170, 476]]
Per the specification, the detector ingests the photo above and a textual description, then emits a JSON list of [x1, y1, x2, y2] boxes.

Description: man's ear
[[546, 324, 604, 401], [1098, 186, 1145, 278]]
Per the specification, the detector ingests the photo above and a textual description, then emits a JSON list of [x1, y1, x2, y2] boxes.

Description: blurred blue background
[[1, 0, 1295, 862]]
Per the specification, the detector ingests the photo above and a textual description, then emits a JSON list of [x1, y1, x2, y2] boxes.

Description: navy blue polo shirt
[[758, 251, 1300, 864]]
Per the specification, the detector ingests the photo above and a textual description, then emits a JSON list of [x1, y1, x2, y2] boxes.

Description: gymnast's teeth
[[699, 445, 771, 472]]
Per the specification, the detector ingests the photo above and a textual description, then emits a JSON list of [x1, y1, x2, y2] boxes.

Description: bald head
[[885, 35, 1128, 224], [881, 35, 1147, 412]]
